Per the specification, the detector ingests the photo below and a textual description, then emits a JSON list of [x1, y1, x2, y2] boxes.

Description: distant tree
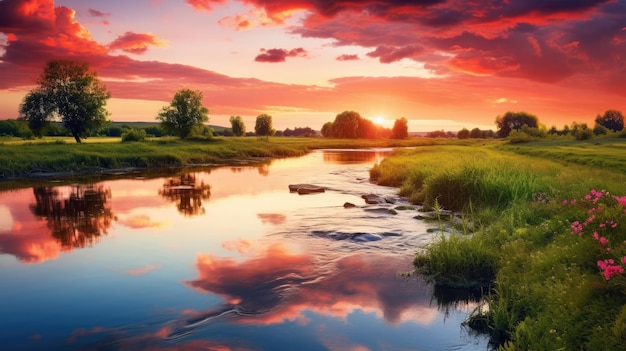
[[284, 127, 316, 137], [321, 121, 333, 137], [157, 89, 209, 139], [457, 128, 470, 139], [254, 114, 275, 136], [593, 124, 609, 136], [19, 60, 110, 143], [595, 110, 624, 132], [0, 119, 33, 139], [572, 122, 593, 140], [229, 115, 246, 136], [495, 111, 539, 138], [332, 111, 360, 138], [357, 117, 377, 138], [391, 117, 408, 139], [469, 128, 482, 138], [426, 130, 447, 138]]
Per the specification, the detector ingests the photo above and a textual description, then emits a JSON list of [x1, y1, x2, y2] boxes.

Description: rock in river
[[289, 184, 325, 195]]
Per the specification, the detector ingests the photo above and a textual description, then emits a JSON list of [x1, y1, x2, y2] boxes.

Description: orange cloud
[[109, 32, 165, 54], [185, 0, 228, 12]]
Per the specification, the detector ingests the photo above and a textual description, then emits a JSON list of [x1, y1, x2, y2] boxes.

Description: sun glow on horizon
[[372, 116, 386, 126]]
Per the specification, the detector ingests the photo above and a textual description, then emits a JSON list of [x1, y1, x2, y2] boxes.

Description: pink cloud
[[88, 8, 110, 18], [109, 32, 165, 55], [336, 54, 359, 61], [254, 47, 308, 62]]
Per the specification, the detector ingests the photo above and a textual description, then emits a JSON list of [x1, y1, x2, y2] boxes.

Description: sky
[[0, 0, 625, 132]]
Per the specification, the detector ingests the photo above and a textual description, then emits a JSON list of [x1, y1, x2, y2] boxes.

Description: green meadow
[[0, 136, 446, 180], [4, 135, 626, 349], [371, 138, 626, 349]]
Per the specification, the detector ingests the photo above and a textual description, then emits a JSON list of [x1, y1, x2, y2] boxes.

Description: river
[[0, 149, 489, 350]]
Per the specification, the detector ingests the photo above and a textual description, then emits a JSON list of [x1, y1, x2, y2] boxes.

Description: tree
[[19, 60, 110, 143], [229, 115, 246, 136], [157, 89, 209, 139], [321, 122, 333, 137], [457, 128, 470, 139], [595, 110, 624, 132], [332, 111, 360, 138], [254, 114, 275, 136], [469, 128, 482, 138], [391, 117, 409, 139], [495, 111, 539, 138]]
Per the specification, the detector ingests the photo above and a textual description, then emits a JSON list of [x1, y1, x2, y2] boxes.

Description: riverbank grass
[[371, 139, 626, 349]]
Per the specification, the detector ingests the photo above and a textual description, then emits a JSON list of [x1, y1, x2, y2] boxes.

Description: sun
[[373, 116, 385, 126]]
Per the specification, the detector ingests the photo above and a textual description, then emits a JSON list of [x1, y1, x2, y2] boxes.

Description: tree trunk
[[73, 134, 82, 143]]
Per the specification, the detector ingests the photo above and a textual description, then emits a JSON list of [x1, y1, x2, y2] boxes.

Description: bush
[[121, 129, 146, 142]]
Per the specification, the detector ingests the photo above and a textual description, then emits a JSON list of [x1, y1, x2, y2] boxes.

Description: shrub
[[121, 128, 146, 142]]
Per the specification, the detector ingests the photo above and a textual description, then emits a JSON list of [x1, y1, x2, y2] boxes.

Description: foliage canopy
[[229, 115, 246, 136], [19, 60, 110, 143], [157, 89, 209, 139], [495, 111, 539, 138], [254, 114, 275, 136], [595, 110, 624, 132]]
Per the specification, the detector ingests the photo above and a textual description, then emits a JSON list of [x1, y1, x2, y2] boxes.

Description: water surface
[[0, 149, 488, 350]]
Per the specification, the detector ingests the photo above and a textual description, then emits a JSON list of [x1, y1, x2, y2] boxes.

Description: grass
[[0, 136, 452, 180], [371, 138, 626, 349]]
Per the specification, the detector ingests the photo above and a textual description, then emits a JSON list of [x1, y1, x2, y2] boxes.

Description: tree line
[[14, 60, 624, 143]]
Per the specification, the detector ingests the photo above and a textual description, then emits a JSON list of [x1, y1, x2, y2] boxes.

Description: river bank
[[0, 136, 460, 181], [371, 138, 626, 349]]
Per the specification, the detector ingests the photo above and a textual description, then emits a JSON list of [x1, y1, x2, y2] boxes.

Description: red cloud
[[254, 47, 308, 62], [185, 0, 227, 11], [109, 32, 165, 55], [336, 54, 359, 61]]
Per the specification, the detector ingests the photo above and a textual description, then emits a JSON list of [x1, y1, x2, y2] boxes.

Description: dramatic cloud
[[108, 32, 166, 54], [254, 47, 308, 62]]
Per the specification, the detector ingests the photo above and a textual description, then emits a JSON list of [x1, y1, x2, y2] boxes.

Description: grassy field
[[0, 136, 459, 180], [371, 138, 626, 349]]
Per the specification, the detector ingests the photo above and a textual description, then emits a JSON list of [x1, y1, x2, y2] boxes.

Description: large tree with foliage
[[229, 115, 246, 136], [157, 89, 209, 139], [495, 111, 539, 138], [331, 111, 360, 138], [391, 117, 408, 139], [19, 60, 110, 143], [595, 110, 624, 132], [254, 114, 275, 136]]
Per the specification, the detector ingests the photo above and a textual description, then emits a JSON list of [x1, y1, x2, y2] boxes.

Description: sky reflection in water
[[0, 150, 488, 351]]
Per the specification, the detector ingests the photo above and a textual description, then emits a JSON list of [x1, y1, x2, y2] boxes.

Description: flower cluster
[[563, 189, 626, 281], [597, 259, 625, 280]]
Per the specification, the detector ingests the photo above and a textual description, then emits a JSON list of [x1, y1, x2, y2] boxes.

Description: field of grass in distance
[[0, 136, 456, 180], [371, 139, 626, 349]]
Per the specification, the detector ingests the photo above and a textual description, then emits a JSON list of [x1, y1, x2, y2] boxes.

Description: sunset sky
[[0, 0, 625, 132]]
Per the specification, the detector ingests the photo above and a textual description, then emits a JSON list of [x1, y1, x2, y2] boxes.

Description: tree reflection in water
[[30, 184, 115, 249], [159, 174, 211, 216]]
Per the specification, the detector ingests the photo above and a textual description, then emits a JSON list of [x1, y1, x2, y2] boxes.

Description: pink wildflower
[[616, 196, 626, 207], [600, 237, 609, 245], [593, 231, 599, 240], [571, 199, 577, 205]]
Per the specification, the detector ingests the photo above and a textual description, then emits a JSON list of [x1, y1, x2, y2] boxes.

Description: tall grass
[[375, 139, 626, 348]]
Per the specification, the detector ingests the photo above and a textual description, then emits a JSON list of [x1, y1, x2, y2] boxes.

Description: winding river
[[0, 149, 489, 350]]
